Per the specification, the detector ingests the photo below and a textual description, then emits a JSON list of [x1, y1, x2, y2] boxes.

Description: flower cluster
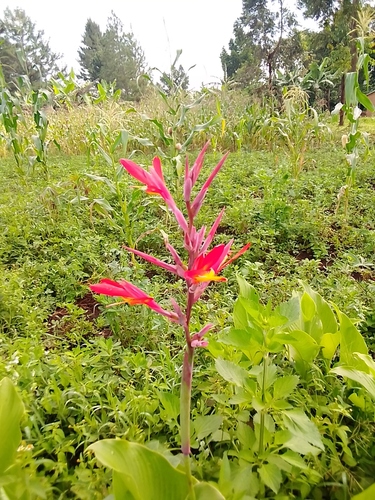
[[90, 142, 250, 348]]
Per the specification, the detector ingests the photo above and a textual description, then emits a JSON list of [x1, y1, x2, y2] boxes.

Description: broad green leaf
[[194, 481, 225, 499], [283, 435, 322, 456], [345, 72, 357, 106], [218, 453, 231, 498], [273, 375, 299, 399], [232, 466, 259, 498], [356, 88, 374, 112], [237, 276, 259, 303], [258, 463, 282, 494], [221, 327, 264, 361], [351, 483, 375, 500], [0, 377, 24, 475], [215, 358, 249, 388], [88, 440, 189, 500], [158, 392, 180, 421], [113, 471, 133, 500], [278, 295, 301, 328], [301, 292, 316, 322], [331, 367, 375, 399], [282, 410, 324, 450], [349, 392, 367, 410], [302, 284, 338, 334], [320, 332, 340, 360], [281, 450, 308, 470], [194, 415, 223, 440], [237, 421, 256, 449], [256, 362, 277, 391], [233, 299, 249, 330], [337, 311, 367, 367], [353, 353, 375, 376], [275, 330, 319, 375], [221, 325, 264, 364]]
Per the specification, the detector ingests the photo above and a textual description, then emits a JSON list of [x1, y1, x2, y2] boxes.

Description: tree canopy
[[0, 7, 61, 89], [78, 12, 147, 101]]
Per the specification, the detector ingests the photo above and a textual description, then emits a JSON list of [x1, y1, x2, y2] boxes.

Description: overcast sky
[[4, 0, 312, 88]]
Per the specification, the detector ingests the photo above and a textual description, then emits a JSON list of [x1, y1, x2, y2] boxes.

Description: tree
[[78, 19, 103, 81], [78, 12, 147, 100], [221, 0, 298, 90], [159, 51, 190, 94], [298, 0, 361, 71], [0, 7, 61, 89], [298, 0, 363, 121]]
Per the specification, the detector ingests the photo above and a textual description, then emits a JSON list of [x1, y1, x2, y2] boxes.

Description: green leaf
[[237, 276, 259, 303], [215, 358, 249, 388], [88, 440, 189, 500], [282, 410, 324, 451], [158, 392, 180, 421], [320, 332, 340, 360], [301, 292, 316, 321], [351, 483, 375, 500], [275, 330, 319, 375], [258, 463, 282, 494], [331, 367, 375, 399], [302, 285, 338, 334], [337, 311, 367, 367], [233, 298, 250, 330], [281, 450, 308, 470], [356, 88, 374, 112], [345, 72, 358, 106], [0, 377, 24, 475], [283, 435, 322, 456], [194, 415, 223, 440], [220, 327, 263, 362], [194, 481, 225, 499], [273, 375, 299, 400], [353, 353, 375, 376], [237, 421, 256, 449], [218, 453, 231, 498]]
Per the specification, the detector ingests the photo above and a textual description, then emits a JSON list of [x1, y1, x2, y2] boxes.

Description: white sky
[[3, 0, 313, 88]]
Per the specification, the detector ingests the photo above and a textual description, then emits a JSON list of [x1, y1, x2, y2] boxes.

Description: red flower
[[120, 157, 188, 232], [184, 242, 251, 284], [90, 279, 177, 321]]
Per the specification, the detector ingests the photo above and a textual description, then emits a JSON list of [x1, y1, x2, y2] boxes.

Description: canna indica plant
[[88, 142, 250, 498]]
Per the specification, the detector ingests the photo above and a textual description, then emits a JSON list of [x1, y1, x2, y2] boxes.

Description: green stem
[[258, 354, 268, 458]]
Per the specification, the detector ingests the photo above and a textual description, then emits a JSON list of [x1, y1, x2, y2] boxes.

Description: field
[[1, 91, 375, 499]]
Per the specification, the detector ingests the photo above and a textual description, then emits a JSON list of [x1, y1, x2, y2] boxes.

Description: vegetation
[[78, 12, 146, 100], [0, 8, 61, 90], [0, 1, 375, 499]]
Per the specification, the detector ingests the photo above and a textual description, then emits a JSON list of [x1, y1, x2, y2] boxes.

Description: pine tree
[[0, 7, 61, 89], [78, 19, 103, 81], [78, 12, 146, 100]]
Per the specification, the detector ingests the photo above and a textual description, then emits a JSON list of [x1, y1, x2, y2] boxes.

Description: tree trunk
[[350, 0, 360, 72]]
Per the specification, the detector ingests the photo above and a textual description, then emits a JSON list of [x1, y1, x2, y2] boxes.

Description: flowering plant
[[90, 142, 250, 494]]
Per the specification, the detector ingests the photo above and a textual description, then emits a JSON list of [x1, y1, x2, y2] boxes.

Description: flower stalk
[[89, 143, 250, 489]]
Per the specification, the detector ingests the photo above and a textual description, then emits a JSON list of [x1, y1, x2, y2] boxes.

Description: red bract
[[185, 242, 252, 284], [90, 279, 177, 321], [120, 157, 188, 232]]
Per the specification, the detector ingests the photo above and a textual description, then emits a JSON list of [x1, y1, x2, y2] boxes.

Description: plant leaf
[[88, 439, 189, 500], [258, 463, 282, 494], [0, 377, 24, 475]]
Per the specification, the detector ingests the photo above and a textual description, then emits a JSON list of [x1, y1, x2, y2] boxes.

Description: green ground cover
[[1, 146, 375, 498]]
